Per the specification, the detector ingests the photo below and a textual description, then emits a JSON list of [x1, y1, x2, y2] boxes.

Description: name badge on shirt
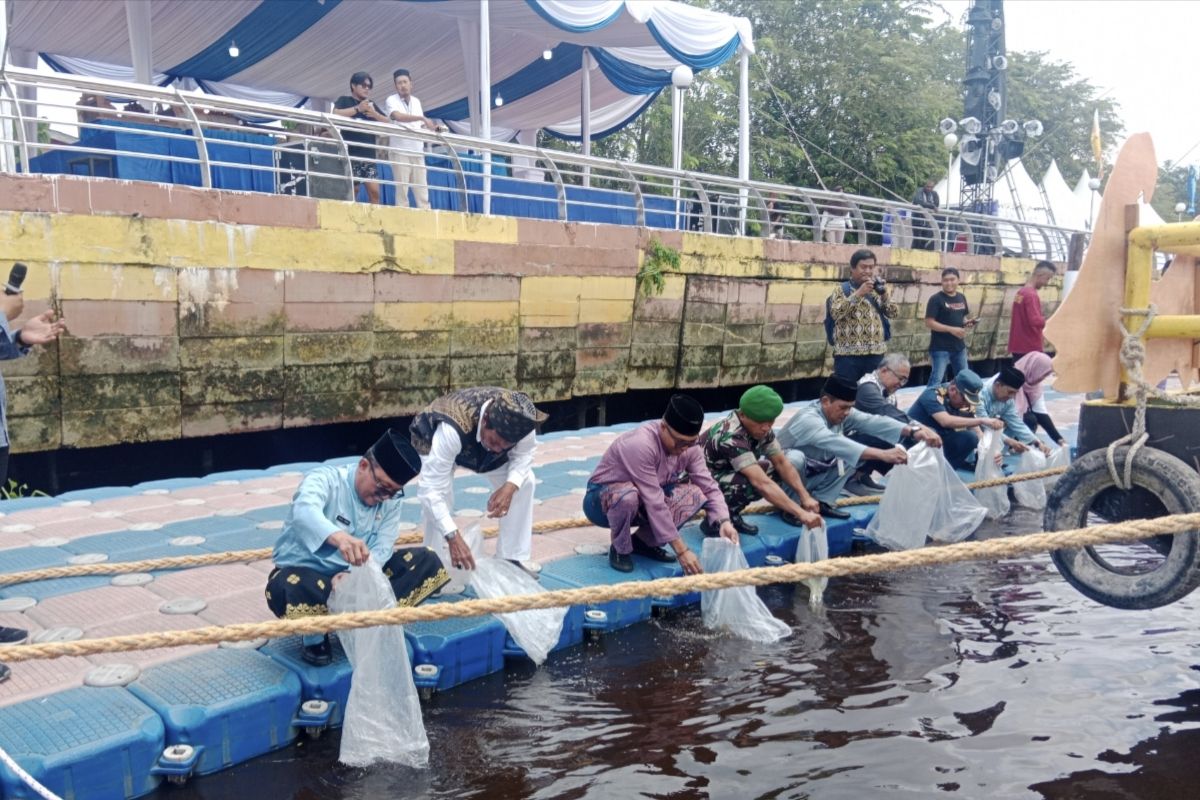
[[336, 515, 351, 526]]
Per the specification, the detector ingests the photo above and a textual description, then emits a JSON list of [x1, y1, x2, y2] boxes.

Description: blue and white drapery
[[11, 0, 753, 144]]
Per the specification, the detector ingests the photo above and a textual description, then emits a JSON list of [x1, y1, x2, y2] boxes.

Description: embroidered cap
[[485, 390, 548, 444]]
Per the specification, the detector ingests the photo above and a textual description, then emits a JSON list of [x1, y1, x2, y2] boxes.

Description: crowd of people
[[246, 247, 1063, 666]]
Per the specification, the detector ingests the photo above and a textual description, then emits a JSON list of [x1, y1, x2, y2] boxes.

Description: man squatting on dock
[[266, 429, 448, 666], [585, 394, 739, 575]]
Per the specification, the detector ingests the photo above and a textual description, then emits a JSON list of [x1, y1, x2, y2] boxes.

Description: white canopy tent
[[2, 0, 755, 188]]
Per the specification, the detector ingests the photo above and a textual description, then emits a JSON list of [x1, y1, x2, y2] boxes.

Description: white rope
[[1107, 304, 1200, 488], [0, 742, 64, 800]]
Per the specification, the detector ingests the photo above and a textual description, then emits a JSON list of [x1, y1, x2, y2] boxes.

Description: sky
[[936, 0, 1200, 167]]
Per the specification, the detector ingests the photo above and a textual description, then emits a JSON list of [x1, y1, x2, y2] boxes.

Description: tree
[[543, 0, 1125, 208]]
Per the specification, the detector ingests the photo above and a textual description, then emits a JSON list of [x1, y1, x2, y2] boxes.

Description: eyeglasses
[[883, 367, 909, 386], [367, 460, 404, 498], [663, 425, 699, 450]]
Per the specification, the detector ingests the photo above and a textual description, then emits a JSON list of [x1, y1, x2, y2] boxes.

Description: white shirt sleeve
[[1030, 393, 1048, 415], [418, 423, 462, 538], [503, 430, 537, 487]]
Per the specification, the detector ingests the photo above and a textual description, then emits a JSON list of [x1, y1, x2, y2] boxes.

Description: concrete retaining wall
[[0, 173, 1060, 453]]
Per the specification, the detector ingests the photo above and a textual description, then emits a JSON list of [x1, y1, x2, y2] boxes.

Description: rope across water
[[2, 509, 1196, 664], [0, 467, 1069, 587]]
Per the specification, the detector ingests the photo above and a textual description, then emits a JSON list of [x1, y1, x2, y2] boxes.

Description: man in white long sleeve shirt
[[383, 68, 435, 209], [409, 387, 547, 573], [266, 429, 447, 665]]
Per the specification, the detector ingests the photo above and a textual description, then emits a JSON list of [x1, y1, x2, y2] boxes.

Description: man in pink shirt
[[1008, 261, 1057, 359], [584, 395, 739, 575]]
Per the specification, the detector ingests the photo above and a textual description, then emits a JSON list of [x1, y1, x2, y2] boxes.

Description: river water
[[156, 507, 1200, 799]]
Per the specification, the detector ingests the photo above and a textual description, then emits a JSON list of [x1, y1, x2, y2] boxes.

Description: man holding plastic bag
[[906, 369, 1002, 470], [584, 394, 739, 575], [265, 429, 449, 665], [410, 386, 547, 574], [700, 385, 822, 533], [979, 365, 1053, 457], [777, 375, 942, 519]]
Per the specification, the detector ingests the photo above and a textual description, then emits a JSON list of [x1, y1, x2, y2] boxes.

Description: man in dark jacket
[[846, 354, 912, 495]]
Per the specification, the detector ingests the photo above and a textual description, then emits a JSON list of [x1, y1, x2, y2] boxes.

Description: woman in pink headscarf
[[1014, 352, 1066, 446]]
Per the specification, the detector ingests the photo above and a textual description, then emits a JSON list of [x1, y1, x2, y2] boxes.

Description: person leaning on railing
[[332, 71, 390, 205]]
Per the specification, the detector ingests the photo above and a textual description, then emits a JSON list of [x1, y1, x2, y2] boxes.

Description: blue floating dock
[[0, 687, 164, 800], [262, 635, 355, 728], [405, 596, 508, 691], [127, 649, 301, 776], [539, 555, 655, 631]]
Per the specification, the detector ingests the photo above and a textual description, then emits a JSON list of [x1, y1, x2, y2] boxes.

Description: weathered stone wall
[[0, 173, 1060, 453]]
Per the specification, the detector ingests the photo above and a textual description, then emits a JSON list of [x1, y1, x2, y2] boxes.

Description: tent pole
[[479, 0, 491, 215], [672, 86, 682, 229], [581, 49, 591, 187], [125, 0, 153, 86], [737, 46, 749, 235]]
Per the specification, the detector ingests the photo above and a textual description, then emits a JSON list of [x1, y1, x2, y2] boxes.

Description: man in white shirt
[[409, 387, 546, 573], [384, 68, 436, 209]]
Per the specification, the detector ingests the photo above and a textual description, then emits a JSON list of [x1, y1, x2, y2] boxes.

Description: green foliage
[[1150, 162, 1191, 223], [637, 238, 680, 297], [0, 479, 48, 500], [545, 0, 1126, 203]]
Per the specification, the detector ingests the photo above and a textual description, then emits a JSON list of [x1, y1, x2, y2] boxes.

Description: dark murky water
[[156, 508, 1200, 799]]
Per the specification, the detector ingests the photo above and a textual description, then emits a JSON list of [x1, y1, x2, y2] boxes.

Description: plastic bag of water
[[459, 523, 566, 665], [700, 538, 791, 643], [328, 562, 428, 768]]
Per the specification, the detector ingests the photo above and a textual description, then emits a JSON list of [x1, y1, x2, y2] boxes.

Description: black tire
[[1044, 445, 1200, 610]]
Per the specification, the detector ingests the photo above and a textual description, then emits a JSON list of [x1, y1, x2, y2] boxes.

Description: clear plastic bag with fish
[[700, 538, 791, 643], [795, 521, 829, 608], [974, 427, 1010, 520], [1012, 448, 1048, 509], [328, 561, 428, 768], [459, 522, 566, 665], [865, 444, 985, 549], [1044, 445, 1070, 491]]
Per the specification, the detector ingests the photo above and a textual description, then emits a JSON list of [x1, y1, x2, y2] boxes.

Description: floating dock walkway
[[0, 389, 1080, 799]]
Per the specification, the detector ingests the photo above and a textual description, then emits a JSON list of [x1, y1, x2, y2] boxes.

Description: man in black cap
[[584, 394, 738, 574], [980, 365, 1053, 456], [266, 428, 448, 666], [777, 375, 942, 519], [410, 387, 548, 574]]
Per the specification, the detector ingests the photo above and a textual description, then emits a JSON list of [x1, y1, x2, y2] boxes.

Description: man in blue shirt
[[906, 369, 1004, 470], [777, 375, 941, 519], [980, 365, 1053, 456], [266, 429, 447, 665]]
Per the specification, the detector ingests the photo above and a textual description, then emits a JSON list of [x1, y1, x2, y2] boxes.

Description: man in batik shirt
[[701, 385, 822, 532]]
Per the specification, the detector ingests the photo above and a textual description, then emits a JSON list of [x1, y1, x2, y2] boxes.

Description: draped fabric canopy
[[7, 0, 753, 139]]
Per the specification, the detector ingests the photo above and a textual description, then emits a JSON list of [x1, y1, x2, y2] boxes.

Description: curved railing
[[0, 66, 1083, 260]]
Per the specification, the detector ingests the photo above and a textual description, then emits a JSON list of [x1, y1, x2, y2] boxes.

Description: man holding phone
[[924, 267, 974, 386]]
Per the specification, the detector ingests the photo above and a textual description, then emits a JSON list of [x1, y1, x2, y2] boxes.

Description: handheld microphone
[[5, 263, 27, 296]]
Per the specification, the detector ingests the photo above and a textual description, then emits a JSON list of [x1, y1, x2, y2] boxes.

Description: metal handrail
[[0, 65, 1086, 258]]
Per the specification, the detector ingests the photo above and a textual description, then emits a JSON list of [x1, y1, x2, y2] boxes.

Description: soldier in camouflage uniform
[[700, 385, 822, 533]]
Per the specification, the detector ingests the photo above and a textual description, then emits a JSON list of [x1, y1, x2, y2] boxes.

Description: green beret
[[739, 385, 783, 422]]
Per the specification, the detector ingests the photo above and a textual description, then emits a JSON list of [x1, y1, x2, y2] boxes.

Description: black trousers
[[265, 547, 449, 619]]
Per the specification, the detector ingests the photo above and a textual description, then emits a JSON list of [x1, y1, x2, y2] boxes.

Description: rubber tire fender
[[1044, 445, 1200, 610]]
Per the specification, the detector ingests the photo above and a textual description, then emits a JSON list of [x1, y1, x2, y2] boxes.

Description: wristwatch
[[443, 529, 458, 542]]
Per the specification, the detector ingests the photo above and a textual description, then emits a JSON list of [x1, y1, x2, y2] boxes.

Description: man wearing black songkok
[[777, 375, 941, 519], [585, 394, 738, 574], [267, 428, 448, 665], [978, 365, 1053, 456], [410, 387, 548, 573]]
